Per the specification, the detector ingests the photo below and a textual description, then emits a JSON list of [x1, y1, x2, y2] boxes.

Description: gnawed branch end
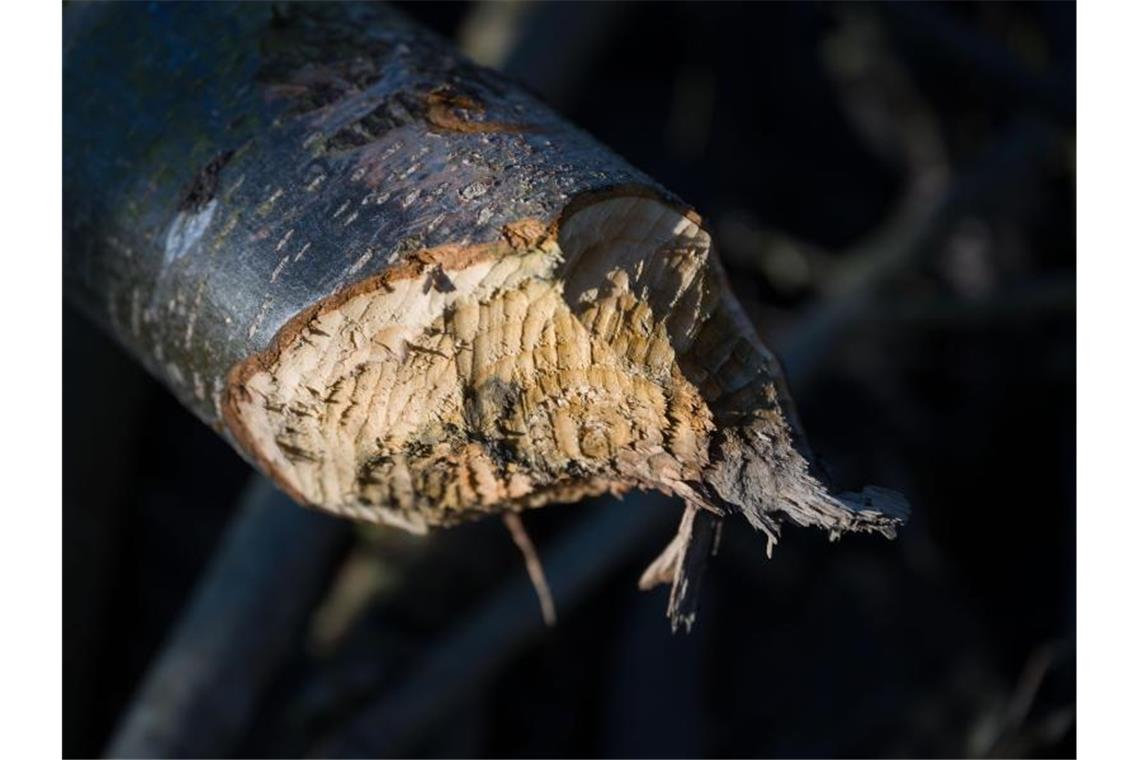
[[64, 2, 907, 630]]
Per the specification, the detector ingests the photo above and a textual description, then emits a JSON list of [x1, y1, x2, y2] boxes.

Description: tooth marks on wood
[[225, 200, 721, 529]]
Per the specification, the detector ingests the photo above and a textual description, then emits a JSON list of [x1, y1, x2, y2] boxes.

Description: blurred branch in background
[[776, 118, 1059, 386], [456, 0, 631, 110], [881, 2, 1075, 122], [107, 479, 351, 758]]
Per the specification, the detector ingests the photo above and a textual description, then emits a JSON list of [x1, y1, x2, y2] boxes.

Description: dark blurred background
[[63, 2, 1075, 757]]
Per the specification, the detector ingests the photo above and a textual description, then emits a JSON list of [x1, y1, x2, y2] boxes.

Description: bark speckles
[[304, 171, 327, 193], [275, 229, 294, 252], [346, 249, 374, 277], [184, 278, 208, 349], [459, 179, 491, 201], [256, 188, 284, 217], [269, 257, 289, 284], [248, 300, 272, 341]]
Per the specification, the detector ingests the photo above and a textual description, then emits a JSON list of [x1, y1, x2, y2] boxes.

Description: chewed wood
[[225, 198, 720, 529]]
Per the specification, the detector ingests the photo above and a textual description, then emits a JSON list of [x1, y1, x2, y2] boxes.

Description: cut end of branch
[[224, 195, 722, 528], [223, 191, 909, 628]]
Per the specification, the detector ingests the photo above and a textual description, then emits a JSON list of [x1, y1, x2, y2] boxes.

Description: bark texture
[[64, 2, 907, 626]]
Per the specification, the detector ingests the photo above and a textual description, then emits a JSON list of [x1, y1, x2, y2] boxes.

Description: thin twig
[[502, 512, 557, 626]]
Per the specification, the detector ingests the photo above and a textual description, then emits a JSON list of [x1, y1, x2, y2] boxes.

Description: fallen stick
[[64, 2, 905, 628], [106, 477, 350, 759]]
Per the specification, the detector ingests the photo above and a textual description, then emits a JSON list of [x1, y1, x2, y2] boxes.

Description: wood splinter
[[64, 2, 908, 631], [503, 513, 557, 627]]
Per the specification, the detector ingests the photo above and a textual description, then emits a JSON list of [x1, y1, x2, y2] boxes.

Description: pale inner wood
[[232, 198, 724, 530]]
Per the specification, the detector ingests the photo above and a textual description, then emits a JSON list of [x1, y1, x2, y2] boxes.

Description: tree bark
[[64, 2, 907, 625]]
